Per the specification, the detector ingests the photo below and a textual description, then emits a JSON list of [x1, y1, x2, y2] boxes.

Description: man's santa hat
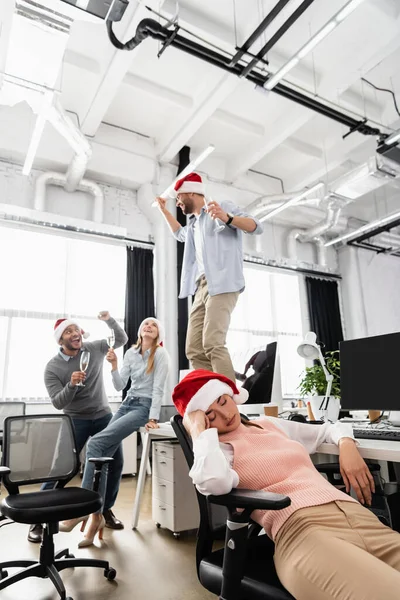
[[54, 319, 89, 344], [137, 317, 165, 346], [174, 172, 205, 197], [172, 369, 248, 417]]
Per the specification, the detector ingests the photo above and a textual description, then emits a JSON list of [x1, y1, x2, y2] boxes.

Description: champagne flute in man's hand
[[204, 196, 225, 233], [76, 350, 90, 387], [107, 330, 115, 349]]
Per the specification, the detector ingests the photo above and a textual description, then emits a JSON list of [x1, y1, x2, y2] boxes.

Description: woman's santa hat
[[54, 319, 89, 344], [174, 172, 205, 197], [172, 369, 248, 417], [137, 317, 165, 346]]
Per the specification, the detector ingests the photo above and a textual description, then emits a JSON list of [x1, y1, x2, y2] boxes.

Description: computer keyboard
[[353, 428, 400, 442]]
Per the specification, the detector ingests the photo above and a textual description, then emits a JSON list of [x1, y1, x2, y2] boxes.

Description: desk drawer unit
[[152, 440, 199, 537]]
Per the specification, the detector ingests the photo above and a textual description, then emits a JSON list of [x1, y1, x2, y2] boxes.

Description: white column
[[137, 180, 178, 401]]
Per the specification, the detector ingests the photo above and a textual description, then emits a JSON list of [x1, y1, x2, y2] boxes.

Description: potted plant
[[298, 351, 341, 420]]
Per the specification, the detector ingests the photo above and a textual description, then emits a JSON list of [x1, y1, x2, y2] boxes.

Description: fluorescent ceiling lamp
[[385, 130, 400, 145], [152, 145, 215, 206], [325, 209, 400, 247], [22, 91, 54, 176], [264, 0, 366, 91], [259, 182, 324, 223]]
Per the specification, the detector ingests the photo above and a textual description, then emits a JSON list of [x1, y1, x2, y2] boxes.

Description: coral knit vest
[[219, 420, 355, 540]]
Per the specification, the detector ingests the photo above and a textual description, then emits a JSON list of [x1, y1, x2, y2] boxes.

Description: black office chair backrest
[[171, 415, 228, 572], [0, 401, 26, 432], [1, 414, 79, 494]]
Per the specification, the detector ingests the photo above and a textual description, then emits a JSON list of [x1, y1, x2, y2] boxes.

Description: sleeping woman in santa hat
[[60, 317, 169, 547], [173, 369, 400, 600]]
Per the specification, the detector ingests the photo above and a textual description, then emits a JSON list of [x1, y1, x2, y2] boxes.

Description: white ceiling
[[1, 0, 400, 223]]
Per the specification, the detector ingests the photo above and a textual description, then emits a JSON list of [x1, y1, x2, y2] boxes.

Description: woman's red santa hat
[[172, 369, 248, 417], [53, 319, 89, 344], [174, 172, 205, 197]]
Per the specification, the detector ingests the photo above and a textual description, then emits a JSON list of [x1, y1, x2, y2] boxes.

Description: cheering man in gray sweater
[[28, 311, 128, 543]]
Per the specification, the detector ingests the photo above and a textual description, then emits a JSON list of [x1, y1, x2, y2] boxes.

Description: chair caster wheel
[[173, 532, 181, 539], [156, 522, 161, 528], [0, 570, 8, 580], [104, 567, 117, 581]]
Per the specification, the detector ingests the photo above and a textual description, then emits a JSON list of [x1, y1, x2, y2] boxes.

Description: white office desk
[[132, 425, 176, 529], [317, 439, 400, 463], [131, 426, 400, 529]]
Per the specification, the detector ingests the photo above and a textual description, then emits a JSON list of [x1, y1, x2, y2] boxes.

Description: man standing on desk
[[154, 173, 263, 383], [27, 311, 128, 543]]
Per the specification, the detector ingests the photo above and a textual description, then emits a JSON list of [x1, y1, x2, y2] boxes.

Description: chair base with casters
[[170, 415, 294, 600], [0, 422, 117, 600]]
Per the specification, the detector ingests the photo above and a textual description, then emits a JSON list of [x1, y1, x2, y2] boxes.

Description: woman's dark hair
[[240, 415, 263, 429]]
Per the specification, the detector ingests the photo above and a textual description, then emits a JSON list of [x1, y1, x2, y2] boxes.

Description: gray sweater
[[44, 318, 128, 420]]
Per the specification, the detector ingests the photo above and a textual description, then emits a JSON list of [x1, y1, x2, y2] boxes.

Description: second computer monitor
[[340, 332, 400, 411]]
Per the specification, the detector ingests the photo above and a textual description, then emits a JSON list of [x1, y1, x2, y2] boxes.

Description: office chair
[[0, 401, 26, 443], [170, 414, 294, 600], [0, 414, 116, 600], [235, 343, 276, 405]]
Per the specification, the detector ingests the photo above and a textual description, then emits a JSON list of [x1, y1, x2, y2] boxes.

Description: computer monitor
[[241, 342, 277, 405], [340, 332, 400, 411]]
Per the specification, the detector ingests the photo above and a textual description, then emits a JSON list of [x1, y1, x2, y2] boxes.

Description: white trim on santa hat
[[137, 317, 165, 345], [54, 319, 89, 344], [185, 379, 248, 415], [175, 180, 205, 197]]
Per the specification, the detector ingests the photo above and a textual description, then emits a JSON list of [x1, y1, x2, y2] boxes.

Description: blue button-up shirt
[[173, 200, 263, 298], [111, 346, 169, 421]]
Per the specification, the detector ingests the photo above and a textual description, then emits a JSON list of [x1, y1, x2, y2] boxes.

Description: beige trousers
[[274, 501, 400, 600], [185, 276, 239, 382]]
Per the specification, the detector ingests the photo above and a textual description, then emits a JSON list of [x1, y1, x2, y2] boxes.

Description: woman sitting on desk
[[174, 369, 400, 600], [60, 317, 169, 547]]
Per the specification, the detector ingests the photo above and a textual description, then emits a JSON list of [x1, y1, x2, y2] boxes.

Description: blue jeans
[[41, 413, 123, 511], [82, 397, 151, 511]]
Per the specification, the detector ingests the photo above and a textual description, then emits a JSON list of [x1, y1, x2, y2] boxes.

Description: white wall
[[0, 160, 152, 241], [339, 245, 400, 339]]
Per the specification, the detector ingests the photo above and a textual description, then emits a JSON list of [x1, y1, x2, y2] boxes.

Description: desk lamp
[[297, 332, 333, 414]]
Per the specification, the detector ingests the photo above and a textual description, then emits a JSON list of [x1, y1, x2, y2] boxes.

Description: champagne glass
[[205, 196, 225, 233], [107, 330, 115, 348], [76, 350, 90, 387]]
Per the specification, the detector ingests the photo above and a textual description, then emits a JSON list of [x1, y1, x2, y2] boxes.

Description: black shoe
[[103, 509, 124, 530], [28, 523, 43, 543]]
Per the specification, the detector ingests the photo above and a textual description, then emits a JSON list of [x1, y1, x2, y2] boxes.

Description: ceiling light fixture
[[259, 182, 324, 223], [264, 0, 367, 91], [325, 209, 400, 247], [152, 144, 215, 206]]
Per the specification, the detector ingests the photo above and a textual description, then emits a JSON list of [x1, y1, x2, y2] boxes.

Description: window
[[227, 265, 305, 397], [0, 226, 127, 402]]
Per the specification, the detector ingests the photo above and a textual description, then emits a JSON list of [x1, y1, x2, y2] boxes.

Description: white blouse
[[189, 417, 356, 496]]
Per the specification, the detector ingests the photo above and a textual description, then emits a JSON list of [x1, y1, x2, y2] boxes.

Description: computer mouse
[[288, 413, 308, 423]]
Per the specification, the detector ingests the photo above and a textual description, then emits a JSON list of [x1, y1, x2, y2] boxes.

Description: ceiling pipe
[[34, 172, 104, 223], [48, 98, 92, 192], [287, 201, 344, 266], [106, 17, 381, 138], [245, 193, 298, 214]]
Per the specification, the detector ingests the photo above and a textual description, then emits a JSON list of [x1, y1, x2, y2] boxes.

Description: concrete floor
[[0, 474, 214, 600]]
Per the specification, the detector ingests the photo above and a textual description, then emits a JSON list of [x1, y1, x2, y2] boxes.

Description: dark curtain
[[123, 246, 155, 397], [305, 277, 343, 352], [124, 246, 155, 347], [176, 146, 190, 370]]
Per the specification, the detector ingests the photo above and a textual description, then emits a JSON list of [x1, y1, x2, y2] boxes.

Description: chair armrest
[[208, 488, 291, 511], [0, 466, 11, 478], [234, 371, 246, 382]]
